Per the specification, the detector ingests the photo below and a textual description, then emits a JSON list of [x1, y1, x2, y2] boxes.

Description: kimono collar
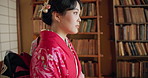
[[40, 30, 69, 50]]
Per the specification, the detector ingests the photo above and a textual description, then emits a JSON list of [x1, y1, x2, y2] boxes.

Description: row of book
[[33, 2, 97, 18], [117, 61, 148, 77], [118, 42, 148, 56], [115, 7, 148, 23], [80, 61, 98, 77], [115, 24, 148, 40], [79, 19, 97, 32], [114, 0, 148, 5], [33, 5, 43, 18], [71, 39, 98, 55], [33, 19, 97, 33], [33, 20, 51, 33], [80, 3, 96, 16]]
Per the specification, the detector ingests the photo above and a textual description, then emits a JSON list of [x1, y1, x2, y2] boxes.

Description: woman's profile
[[30, 0, 84, 77]]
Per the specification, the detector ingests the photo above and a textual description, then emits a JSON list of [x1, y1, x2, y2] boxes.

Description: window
[[0, 0, 18, 61]]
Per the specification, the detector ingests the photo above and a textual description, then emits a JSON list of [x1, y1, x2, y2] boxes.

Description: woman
[[30, 0, 84, 78]]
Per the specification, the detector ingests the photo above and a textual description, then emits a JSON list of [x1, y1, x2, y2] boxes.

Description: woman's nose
[[78, 16, 81, 22]]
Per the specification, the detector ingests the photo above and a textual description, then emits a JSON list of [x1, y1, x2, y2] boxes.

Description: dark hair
[[42, 0, 82, 25]]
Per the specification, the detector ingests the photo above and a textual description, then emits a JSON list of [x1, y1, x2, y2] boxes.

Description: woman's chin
[[69, 31, 78, 34]]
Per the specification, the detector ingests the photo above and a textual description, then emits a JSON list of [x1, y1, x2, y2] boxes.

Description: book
[[139, 24, 146, 40], [144, 9, 148, 22], [124, 7, 132, 23], [130, 8, 137, 23], [86, 19, 93, 32], [33, 5, 42, 18], [116, 7, 125, 23], [124, 42, 132, 56], [82, 3, 88, 16], [90, 19, 97, 32], [118, 41, 125, 56], [135, 42, 143, 56], [129, 24, 137, 40], [88, 61, 94, 77], [123, 25, 129, 40], [114, 0, 120, 5]]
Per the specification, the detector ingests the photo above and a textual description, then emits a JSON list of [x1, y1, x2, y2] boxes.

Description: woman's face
[[59, 2, 81, 34]]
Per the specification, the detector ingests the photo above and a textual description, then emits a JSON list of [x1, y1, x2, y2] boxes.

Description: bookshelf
[[32, 0, 102, 78], [113, 0, 148, 77], [69, 0, 102, 78]]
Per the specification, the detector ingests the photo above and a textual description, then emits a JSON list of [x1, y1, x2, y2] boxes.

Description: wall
[[19, 0, 33, 53], [0, 0, 18, 61]]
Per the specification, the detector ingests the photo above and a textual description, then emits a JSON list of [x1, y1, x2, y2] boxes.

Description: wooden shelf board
[[78, 55, 98, 57], [78, 32, 98, 34], [116, 40, 148, 42], [81, 0, 96, 3], [117, 56, 148, 60], [33, 1, 44, 4], [116, 22, 148, 25], [33, 18, 41, 20], [115, 5, 148, 7], [80, 16, 97, 19]]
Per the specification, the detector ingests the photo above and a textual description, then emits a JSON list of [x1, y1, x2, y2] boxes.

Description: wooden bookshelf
[[113, 0, 148, 77], [32, 0, 102, 78], [70, 0, 102, 78]]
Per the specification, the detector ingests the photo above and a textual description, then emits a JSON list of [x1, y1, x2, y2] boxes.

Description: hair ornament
[[40, 0, 51, 13]]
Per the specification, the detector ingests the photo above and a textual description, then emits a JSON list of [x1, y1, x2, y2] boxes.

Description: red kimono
[[30, 31, 83, 78]]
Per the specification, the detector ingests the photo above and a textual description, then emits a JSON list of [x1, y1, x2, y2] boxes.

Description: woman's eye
[[73, 12, 78, 15]]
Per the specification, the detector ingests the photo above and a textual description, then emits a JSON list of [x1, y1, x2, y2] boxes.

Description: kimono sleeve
[[30, 47, 68, 78]]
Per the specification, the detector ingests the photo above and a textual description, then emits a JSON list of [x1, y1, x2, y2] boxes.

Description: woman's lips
[[76, 25, 80, 28]]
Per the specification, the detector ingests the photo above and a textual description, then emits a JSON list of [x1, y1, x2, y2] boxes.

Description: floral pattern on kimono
[[30, 31, 83, 78]]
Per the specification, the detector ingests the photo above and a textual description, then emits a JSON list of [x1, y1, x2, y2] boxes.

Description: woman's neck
[[51, 25, 67, 41], [56, 32, 67, 41]]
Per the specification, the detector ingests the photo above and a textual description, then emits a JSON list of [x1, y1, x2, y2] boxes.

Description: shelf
[[78, 32, 98, 34], [33, 18, 41, 20], [116, 40, 148, 42], [67, 34, 97, 39], [113, 0, 148, 78], [33, 1, 44, 4], [115, 5, 148, 7], [78, 55, 98, 57], [80, 16, 97, 19], [117, 56, 148, 60], [115, 22, 148, 25], [81, 0, 96, 3]]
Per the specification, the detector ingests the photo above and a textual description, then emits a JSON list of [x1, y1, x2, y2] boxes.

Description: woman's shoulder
[[39, 39, 58, 47], [35, 39, 59, 51]]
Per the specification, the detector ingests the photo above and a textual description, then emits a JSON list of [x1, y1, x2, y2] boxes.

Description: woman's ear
[[52, 12, 61, 22]]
